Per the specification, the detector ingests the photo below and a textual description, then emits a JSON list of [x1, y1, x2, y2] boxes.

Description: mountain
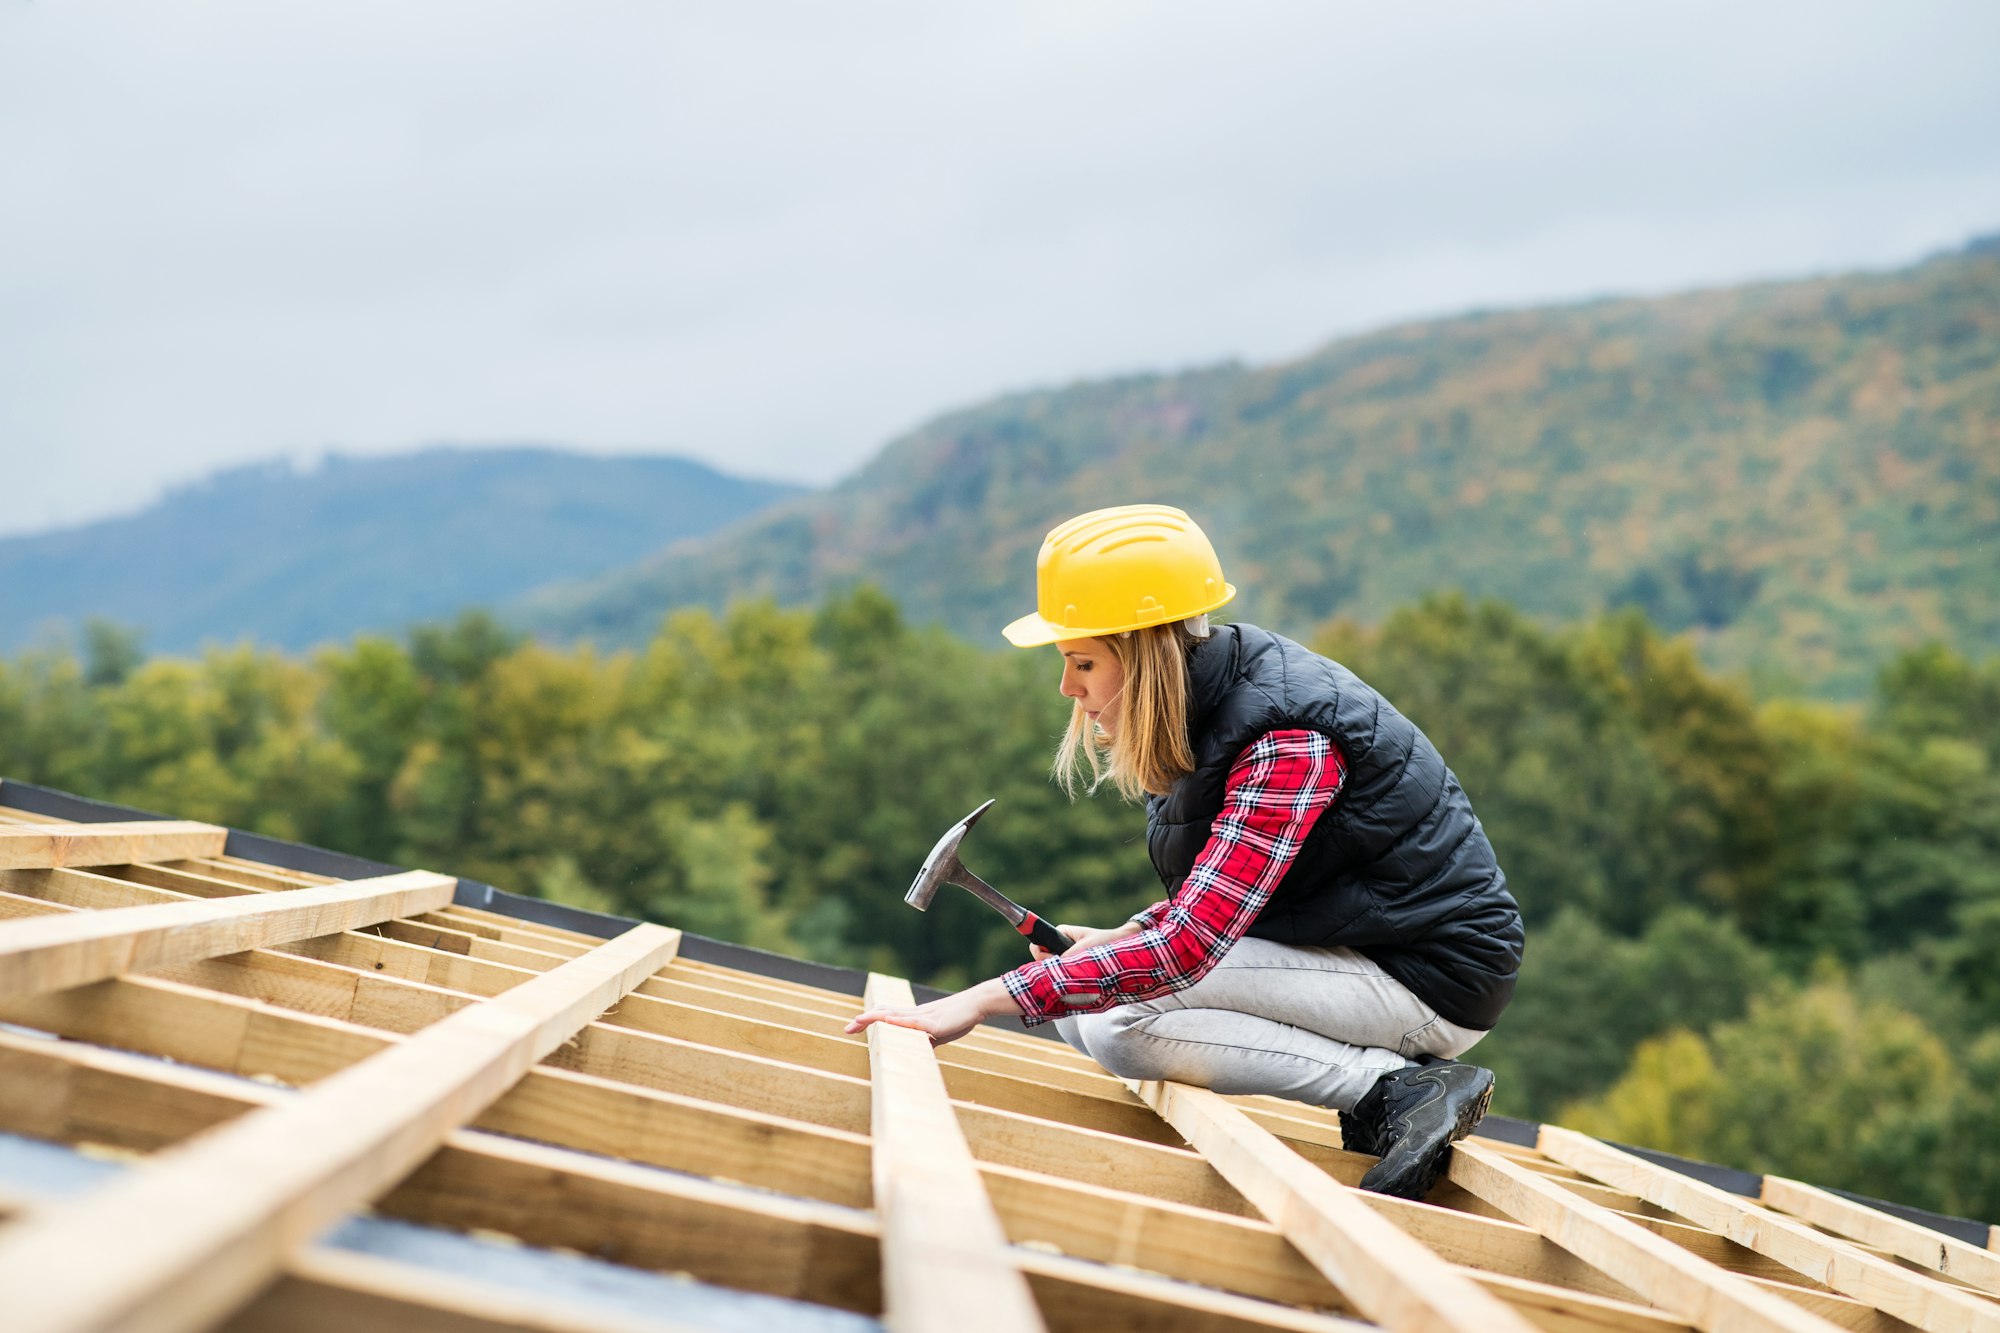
[[523, 237, 2000, 695], [0, 448, 804, 655]]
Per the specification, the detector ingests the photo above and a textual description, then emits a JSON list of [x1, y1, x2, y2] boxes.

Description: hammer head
[[904, 799, 995, 911]]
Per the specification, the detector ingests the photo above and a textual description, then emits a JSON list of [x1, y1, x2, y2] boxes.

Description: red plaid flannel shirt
[[1002, 729, 1345, 1025]]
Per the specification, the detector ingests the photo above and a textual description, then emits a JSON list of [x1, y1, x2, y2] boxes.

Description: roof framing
[[0, 780, 1992, 1333]]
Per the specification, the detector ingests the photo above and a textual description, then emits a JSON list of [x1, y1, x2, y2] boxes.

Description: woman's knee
[[1077, 1008, 1188, 1082]]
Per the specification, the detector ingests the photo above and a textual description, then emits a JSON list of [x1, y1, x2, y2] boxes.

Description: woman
[[847, 504, 1523, 1198]]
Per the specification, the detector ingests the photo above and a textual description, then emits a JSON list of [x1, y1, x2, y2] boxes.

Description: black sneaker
[[1346, 1057, 1495, 1200]]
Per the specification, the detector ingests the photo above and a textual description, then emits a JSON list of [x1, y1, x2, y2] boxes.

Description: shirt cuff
[[1001, 964, 1053, 1027]]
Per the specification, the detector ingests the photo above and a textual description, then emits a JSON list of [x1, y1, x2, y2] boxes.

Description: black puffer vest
[[1145, 624, 1523, 1030]]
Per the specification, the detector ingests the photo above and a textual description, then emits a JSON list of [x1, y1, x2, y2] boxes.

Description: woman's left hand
[[844, 978, 1021, 1047]]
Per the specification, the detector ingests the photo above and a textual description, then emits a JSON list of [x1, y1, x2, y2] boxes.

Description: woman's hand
[[1029, 920, 1143, 962], [844, 977, 1023, 1047]]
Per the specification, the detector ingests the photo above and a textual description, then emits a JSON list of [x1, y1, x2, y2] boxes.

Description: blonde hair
[[1054, 616, 1211, 801]]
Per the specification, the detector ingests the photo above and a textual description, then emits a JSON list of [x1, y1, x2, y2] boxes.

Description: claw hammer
[[904, 799, 1071, 954]]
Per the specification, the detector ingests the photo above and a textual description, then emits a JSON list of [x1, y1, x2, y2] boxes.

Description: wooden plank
[[0, 889, 71, 920], [2, 909, 1767, 1324], [0, 819, 228, 870], [553, 1019, 875, 1134], [148, 946, 475, 1035], [1759, 1176, 2000, 1297], [0, 1017, 1750, 1333], [281, 924, 536, 995], [864, 972, 1047, 1333], [1448, 1138, 1846, 1333], [0, 1014, 874, 1219], [644, 970, 1120, 1092], [4, 864, 191, 908], [0, 866, 548, 1003], [114, 861, 264, 898], [1538, 1127, 2000, 1333], [1018, 1248, 1373, 1333], [0, 1028, 887, 1317], [1133, 1078, 1542, 1333], [0, 922, 679, 1333], [5, 947, 881, 1139], [420, 910, 592, 955], [604, 990, 1174, 1144], [944, 1056, 1176, 1143], [182, 857, 327, 891], [982, 1159, 1695, 1332], [959, 1099, 1254, 1216], [0, 870, 456, 1000], [229, 1247, 713, 1333], [446, 902, 600, 945], [370, 916, 579, 971], [377, 1132, 881, 1313]]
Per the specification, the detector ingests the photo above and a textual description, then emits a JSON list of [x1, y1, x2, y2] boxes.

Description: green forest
[[530, 238, 2000, 699], [4, 591, 1998, 1222]]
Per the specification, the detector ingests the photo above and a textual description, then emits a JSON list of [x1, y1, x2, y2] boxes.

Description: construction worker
[[847, 503, 1523, 1199]]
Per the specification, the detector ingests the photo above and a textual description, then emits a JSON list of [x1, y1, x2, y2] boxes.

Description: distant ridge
[[0, 447, 804, 654], [521, 236, 2000, 695]]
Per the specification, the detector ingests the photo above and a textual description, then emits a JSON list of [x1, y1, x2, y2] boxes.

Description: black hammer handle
[[1015, 910, 1072, 956]]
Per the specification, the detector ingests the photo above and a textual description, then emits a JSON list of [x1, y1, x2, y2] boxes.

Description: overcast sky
[[4, 2, 1998, 538]]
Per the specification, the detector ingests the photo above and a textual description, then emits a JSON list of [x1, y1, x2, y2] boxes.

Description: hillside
[[0, 448, 803, 654], [524, 238, 2000, 695]]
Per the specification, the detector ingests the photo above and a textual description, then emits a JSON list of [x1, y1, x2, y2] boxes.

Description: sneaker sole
[[1361, 1074, 1495, 1200], [1405, 1078, 1494, 1198]]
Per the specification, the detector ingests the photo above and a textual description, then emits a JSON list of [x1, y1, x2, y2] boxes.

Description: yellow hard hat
[[1002, 504, 1236, 647]]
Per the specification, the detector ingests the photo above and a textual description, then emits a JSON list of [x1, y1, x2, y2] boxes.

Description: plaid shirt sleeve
[[1002, 729, 1345, 1026]]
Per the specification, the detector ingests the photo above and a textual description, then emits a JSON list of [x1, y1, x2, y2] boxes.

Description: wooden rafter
[[1448, 1138, 1846, 1333], [229, 1247, 715, 1333], [0, 922, 679, 1333], [3, 801, 1990, 1333], [0, 885, 1897, 1333], [0, 869, 455, 999], [1757, 1176, 2000, 1298], [0, 819, 228, 870], [863, 972, 1047, 1333], [1537, 1127, 2000, 1333], [1133, 1078, 1544, 1333]]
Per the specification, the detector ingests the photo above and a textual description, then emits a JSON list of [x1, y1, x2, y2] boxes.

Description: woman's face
[[1057, 638, 1126, 736]]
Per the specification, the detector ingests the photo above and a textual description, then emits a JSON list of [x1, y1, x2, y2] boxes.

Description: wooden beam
[[865, 972, 1047, 1333], [1758, 1176, 2000, 1297], [0, 1020, 1687, 1333], [0, 1027, 890, 1317], [1537, 1127, 2000, 1333], [371, 916, 579, 971], [1018, 1248, 1372, 1333], [982, 1158, 1701, 1333], [1133, 1078, 1542, 1333], [0, 870, 456, 1000], [419, 910, 592, 956], [1448, 1138, 1845, 1333], [0, 819, 227, 870], [3, 864, 189, 908], [0, 922, 679, 1333], [0, 889, 71, 920], [227, 1247, 713, 1333], [379, 1131, 881, 1312]]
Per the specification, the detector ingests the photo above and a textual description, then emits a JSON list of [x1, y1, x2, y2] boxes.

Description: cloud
[[3, 0, 1998, 536]]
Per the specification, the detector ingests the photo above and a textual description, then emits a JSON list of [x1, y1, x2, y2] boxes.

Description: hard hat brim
[[1000, 584, 1237, 648], [1001, 612, 1066, 647]]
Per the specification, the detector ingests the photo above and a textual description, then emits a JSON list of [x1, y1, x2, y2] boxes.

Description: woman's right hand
[[1029, 920, 1143, 962]]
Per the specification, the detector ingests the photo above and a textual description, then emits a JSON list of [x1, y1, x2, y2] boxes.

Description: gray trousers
[[1052, 936, 1486, 1113]]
